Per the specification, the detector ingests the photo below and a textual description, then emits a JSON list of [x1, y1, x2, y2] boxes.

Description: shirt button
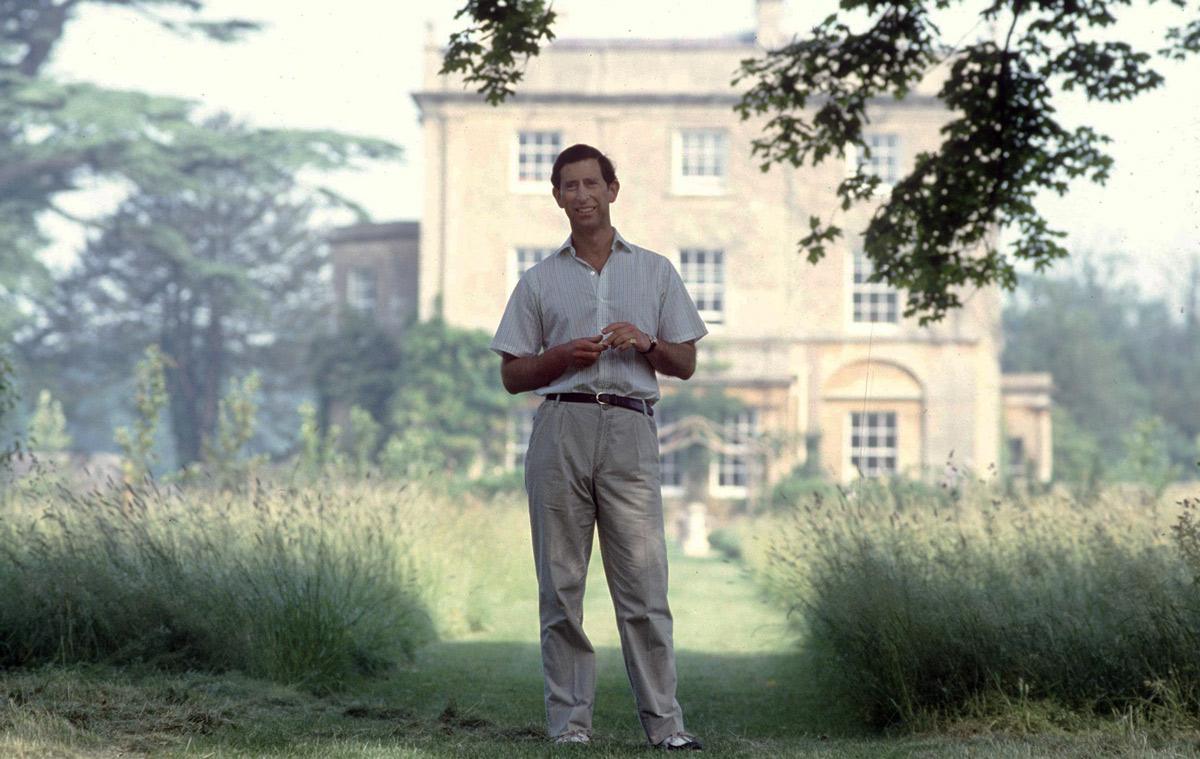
[[590, 270, 596, 276]]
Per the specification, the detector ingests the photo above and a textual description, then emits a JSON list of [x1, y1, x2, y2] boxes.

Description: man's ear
[[552, 186, 563, 208], [608, 179, 620, 203]]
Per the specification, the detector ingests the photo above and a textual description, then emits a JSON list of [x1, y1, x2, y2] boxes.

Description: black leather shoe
[[655, 732, 703, 750]]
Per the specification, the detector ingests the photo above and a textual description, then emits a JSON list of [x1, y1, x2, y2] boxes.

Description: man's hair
[[551, 144, 617, 189]]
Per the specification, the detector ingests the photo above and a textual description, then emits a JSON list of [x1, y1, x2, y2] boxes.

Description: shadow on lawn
[[377, 639, 858, 744]]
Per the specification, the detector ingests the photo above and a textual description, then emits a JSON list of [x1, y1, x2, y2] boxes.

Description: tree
[[442, 0, 1199, 324], [113, 344, 167, 483], [1002, 262, 1149, 461], [28, 389, 72, 453], [380, 316, 518, 476], [1, 1, 262, 427], [1003, 256, 1200, 480], [0, 1, 258, 339], [309, 309, 403, 451], [25, 115, 397, 466]]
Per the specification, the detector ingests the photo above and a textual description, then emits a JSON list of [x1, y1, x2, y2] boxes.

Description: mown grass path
[[371, 549, 837, 754], [4, 547, 1199, 757]]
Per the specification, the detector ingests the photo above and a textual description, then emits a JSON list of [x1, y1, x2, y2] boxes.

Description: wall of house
[[415, 32, 1011, 490]]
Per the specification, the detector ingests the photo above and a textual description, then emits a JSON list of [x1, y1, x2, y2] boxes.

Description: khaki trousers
[[523, 398, 685, 743]]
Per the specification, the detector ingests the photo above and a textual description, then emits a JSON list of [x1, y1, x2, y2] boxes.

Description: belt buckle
[[595, 392, 609, 406]]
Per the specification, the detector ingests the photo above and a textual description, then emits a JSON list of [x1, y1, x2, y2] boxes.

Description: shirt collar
[[554, 227, 632, 257]]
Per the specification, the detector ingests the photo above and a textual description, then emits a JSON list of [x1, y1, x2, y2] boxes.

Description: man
[[490, 143, 707, 750]]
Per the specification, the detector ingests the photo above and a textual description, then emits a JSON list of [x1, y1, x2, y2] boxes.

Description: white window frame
[[679, 248, 725, 325], [847, 411, 898, 479], [846, 132, 901, 194], [712, 408, 758, 499], [512, 130, 562, 192], [848, 248, 900, 328], [672, 128, 729, 195], [346, 265, 377, 314], [508, 246, 555, 293]]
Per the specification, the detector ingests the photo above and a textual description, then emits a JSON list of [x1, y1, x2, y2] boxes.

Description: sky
[[46, 0, 1200, 305]]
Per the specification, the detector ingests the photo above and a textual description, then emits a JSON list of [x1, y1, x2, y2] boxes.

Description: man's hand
[[601, 322, 649, 353], [559, 334, 608, 368]]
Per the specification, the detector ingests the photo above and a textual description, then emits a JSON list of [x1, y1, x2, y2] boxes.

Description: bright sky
[[47, 0, 1200, 303]]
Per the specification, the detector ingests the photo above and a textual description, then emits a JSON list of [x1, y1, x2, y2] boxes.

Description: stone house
[[331, 0, 1053, 503]]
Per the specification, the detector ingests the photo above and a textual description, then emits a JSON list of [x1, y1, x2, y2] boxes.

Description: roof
[[547, 33, 757, 51], [1001, 373, 1055, 393], [329, 220, 419, 244]]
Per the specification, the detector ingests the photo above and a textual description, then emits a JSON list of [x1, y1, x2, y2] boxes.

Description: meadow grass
[[4, 465, 1200, 756], [4, 545, 1199, 757], [747, 478, 1200, 730], [0, 469, 526, 693]]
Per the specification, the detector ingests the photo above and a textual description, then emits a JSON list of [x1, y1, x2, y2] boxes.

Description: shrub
[[749, 481, 1200, 729], [0, 475, 436, 693], [706, 524, 743, 560]]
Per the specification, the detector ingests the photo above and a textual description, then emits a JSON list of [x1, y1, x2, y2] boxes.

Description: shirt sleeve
[[490, 276, 543, 358], [657, 262, 709, 344]]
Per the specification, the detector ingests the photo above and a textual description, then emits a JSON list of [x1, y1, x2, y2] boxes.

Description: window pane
[[517, 131, 562, 182], [848, 410, 898, 478], [680, 247, 726, 325]]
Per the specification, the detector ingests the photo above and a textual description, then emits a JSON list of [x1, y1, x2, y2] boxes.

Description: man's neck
[[570, 224, 615, 263]]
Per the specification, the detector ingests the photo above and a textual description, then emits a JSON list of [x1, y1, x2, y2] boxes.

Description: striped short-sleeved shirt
[[490, 228, 708, 402]]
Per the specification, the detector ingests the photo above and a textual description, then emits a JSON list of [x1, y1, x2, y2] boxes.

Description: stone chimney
[[755, 0, 787, 49]]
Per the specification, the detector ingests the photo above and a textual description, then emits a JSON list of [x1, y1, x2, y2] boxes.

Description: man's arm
[[500, 335, 607, 394], [644, 339, 697, 380], [600, 321, 698, 381]]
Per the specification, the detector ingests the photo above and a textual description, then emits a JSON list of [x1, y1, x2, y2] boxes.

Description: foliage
[[447, 468, 526, 501], [0, 352, 18, 468], [346, 405, 382, 478], [0, 1, 258, 343], [113, 345, 168, 484], [26, 114, 397, 467], [766, 467, 841, 511], [1003, 259, 1200, 480], [296, 401, 323, 477], [0, 476, 435, 693], [309, 309, 402, 453], [6, 2, 398, 467], [382, 316, 518, 475], [706, 523, 746, 560], [1048, 406, 1104, 495], [749, 481, 1200, 729], [199, 372, 266, 489], [735, 0, 1199, 324], [440, 0, 558, 105], [28, 389, 71, 453], [311, 315, 521, 479], [1113, 416, 1182, 499], [444, 2, 1199, 325]]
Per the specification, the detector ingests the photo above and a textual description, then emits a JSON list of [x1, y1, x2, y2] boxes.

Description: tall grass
[[0, 468, 529, 692], [748, 481, 1200, 729]]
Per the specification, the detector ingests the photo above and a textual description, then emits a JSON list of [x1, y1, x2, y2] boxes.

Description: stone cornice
[[412, 90, 940, 111], [698, 334, 981, 348]]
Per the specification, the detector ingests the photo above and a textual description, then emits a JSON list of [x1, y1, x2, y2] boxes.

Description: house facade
[[334, 0, 1053, 501]]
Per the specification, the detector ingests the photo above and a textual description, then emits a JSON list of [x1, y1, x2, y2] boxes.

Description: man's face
[[553, 158, 619, 230]]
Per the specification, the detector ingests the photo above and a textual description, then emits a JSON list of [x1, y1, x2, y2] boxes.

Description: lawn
[[5, 536, 1200, 758]]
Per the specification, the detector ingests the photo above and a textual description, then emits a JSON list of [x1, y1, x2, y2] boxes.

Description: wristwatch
[[639, 335, 659, 355]]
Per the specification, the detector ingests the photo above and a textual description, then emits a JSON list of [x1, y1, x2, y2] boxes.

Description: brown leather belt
[[545, 392, 654, 417]]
